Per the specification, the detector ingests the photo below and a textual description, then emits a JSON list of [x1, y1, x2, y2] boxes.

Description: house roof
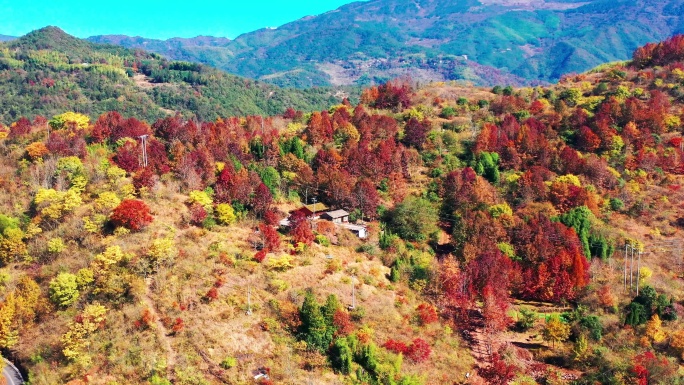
[[325, 209, 349, 218], [305, 203, 329, 213], [289, 206, 313, 216]]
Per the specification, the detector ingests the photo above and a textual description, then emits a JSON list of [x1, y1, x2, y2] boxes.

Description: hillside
[[2, 35, 684, 385], [0, 35, 15, 42], [0, 27, 349, 124], [90, 0, 684, 88]]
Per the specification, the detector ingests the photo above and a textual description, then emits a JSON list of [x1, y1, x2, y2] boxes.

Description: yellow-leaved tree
[[0, 293, 18, 349], [670, 329, 684, 359], [645, 314, 667, 343], [543, 314, 571, 348], [49, 112, 90, 131], [215, 203, 236, 225], [34, 188, 83, 221], [61, 303, 107, 367]]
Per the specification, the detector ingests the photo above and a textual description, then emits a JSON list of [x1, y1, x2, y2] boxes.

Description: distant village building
[[340, 223, 368, 239], [281, 204, 367, 239], [321, 209, 349, 224], [303, 203, 329, 220]]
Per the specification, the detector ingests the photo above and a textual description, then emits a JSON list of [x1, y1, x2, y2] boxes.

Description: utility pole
[[260, 116, 265, 160], [624, 244, 628, 291], [138, 134, 149, 167], [636, 250, 642, 296], [311, 197, 317, 226], [246, 284, 252, 316], [629, 244, 635, 291], [350, 275, 356, 310]]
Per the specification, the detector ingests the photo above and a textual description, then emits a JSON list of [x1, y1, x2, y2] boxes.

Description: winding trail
[[143, 278, 177, 376]]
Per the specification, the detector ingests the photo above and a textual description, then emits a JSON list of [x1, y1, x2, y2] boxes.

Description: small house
[[304, 202, 329, 220], [341, 223, 368, 239], [321, 209, 350, 224], [289, 206, 313, 218]]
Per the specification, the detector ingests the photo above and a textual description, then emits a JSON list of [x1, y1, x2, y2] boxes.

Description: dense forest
[[0, 27, 351, 124], [1, 34, 684, 384]]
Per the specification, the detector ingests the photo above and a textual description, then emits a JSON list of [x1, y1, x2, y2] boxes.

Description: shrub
[[267, 255, 293, 271], [220, 357, 237, 369], [147, 237, 177, 266], [34, 188, 83, 220], [47, 238, 67, 254], [76, 268, 94, 288], [49, 272, 80, 307], [406, 338, 432, 363], [516, 308, 537, 331], [254, 249, 267, 263], [188, 190, 213, 210], [94, 245, 127, 267], [204, 287, 219, 302], [609, 198, 624, 211], [25, 142, 49, 160], [132, 168, 156, 191], [188, 203, 207, 227], [215, 203, 236, 225], [110, 199, 153, 231], [440, 106, 457, 119], [94, 192, 121, 212], [315, 234, 330, 247], [260, 224, 281, 251], [383, 339, 409, 355], [416, 303, 438, 325]]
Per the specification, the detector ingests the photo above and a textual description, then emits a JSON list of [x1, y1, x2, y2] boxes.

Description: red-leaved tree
[[406, 338, 432, 363], [478, 353, 518, 385], [416, 303, 439, 325], [110, 199, 153, 231], [259, 223, 281, 251], [290, 211, 314, 247]]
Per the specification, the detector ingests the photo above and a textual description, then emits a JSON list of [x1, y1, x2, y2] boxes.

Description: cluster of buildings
[[279, 202, 368, 239]]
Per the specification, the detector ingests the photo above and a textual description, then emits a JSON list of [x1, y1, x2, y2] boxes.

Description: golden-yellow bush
[[34, 188, 83, 220], [93, 246, 126, 267], [94, 191, 121, 212], [188, 190, 213, 210], [147, 237, 177, 265], [47, 237, 67, 253], [215, 203, 236, 225]]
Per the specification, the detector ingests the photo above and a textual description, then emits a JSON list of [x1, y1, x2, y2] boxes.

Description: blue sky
[[0, 0, 361, 39]]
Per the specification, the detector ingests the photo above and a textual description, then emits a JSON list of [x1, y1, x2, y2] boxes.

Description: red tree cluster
[[415, 303, 439, 325], [110, 199, 153, 231], [382, 338, 432, 363], [633, 34, 684, 68]]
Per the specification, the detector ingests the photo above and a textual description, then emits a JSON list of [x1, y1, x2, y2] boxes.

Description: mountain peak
[[9, 26, 91, 53]]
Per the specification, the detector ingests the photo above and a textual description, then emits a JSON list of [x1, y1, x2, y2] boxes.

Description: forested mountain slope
[[90, 0, 684, 88], [1, 35, 684, 384], [0, 27, 348, 124]]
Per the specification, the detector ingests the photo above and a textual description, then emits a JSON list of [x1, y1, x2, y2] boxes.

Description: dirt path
[[460, 310, 493, 364], [468, 327, 491, 363], [143, 278, 177, 375]]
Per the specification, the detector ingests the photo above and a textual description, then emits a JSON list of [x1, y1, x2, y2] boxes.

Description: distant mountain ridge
[[0, 35, 16, 42], [0, 27, 347, 123], [88, 0, 684, 88]]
